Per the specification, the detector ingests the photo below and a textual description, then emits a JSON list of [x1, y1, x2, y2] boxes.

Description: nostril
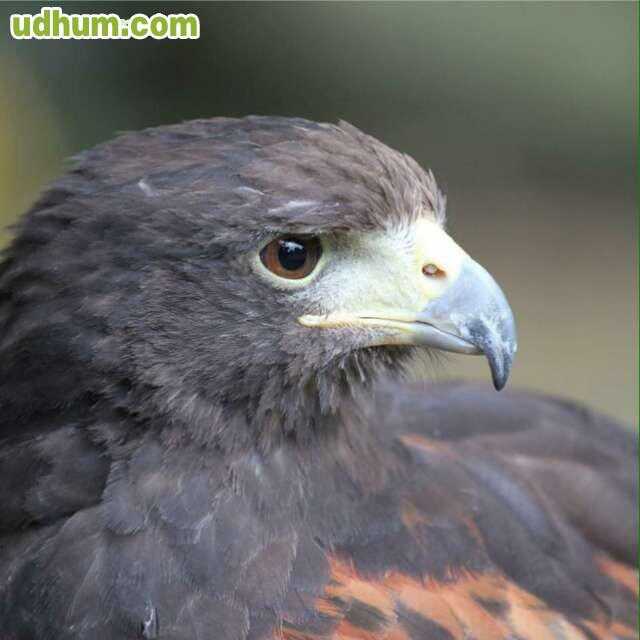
[[422, 263, 446, 278]]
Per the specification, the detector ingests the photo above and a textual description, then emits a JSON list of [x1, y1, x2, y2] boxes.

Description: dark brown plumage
[[0, 116, 636, 639]]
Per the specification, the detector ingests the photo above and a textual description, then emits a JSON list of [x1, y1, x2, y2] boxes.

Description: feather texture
[[0, 117, 635, 639]]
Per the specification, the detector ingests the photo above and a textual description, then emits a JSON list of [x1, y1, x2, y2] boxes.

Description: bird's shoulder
[[278, 382, 638, 639], [383, 380, 638, 562]]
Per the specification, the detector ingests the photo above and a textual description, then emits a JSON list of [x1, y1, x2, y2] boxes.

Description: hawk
[[0, 117, 636, 639]]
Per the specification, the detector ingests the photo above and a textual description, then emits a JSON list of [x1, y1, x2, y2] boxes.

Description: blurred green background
[[0, 2, 637, 423]]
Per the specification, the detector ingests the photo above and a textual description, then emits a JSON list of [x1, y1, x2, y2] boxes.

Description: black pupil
[[278, 239, 307, 271]]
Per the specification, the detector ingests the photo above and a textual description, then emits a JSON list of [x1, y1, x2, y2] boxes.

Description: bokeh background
[[0, 2, 637, 424]]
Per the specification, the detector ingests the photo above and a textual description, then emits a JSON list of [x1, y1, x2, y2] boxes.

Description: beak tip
[[487, 340, 516, 391], [492, 371, 509, 392]]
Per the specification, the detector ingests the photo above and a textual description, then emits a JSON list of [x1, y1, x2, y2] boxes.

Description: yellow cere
[[298, 218, 469, 328]]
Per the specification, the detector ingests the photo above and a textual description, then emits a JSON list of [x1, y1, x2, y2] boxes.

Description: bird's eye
[[260, 236, 322, 280]]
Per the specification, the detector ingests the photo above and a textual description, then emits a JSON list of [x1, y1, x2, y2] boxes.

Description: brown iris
[[260, 236, 322, 280]]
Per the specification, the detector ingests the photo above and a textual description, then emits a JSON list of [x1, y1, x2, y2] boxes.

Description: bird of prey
[[0, 116, 636, 640]]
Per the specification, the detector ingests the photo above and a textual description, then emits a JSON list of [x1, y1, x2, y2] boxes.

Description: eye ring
[[259, 236, 322, 280]]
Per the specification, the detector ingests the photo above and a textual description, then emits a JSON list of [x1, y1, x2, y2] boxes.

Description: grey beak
[[416, 258, 517, 390]]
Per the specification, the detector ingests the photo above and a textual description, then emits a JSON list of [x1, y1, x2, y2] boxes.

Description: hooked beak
[[408, 257, 516, 390], [298, 220, 517, 390]]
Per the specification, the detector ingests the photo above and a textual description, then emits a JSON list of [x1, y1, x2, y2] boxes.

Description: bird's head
[[3, 117, 516, 447]]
